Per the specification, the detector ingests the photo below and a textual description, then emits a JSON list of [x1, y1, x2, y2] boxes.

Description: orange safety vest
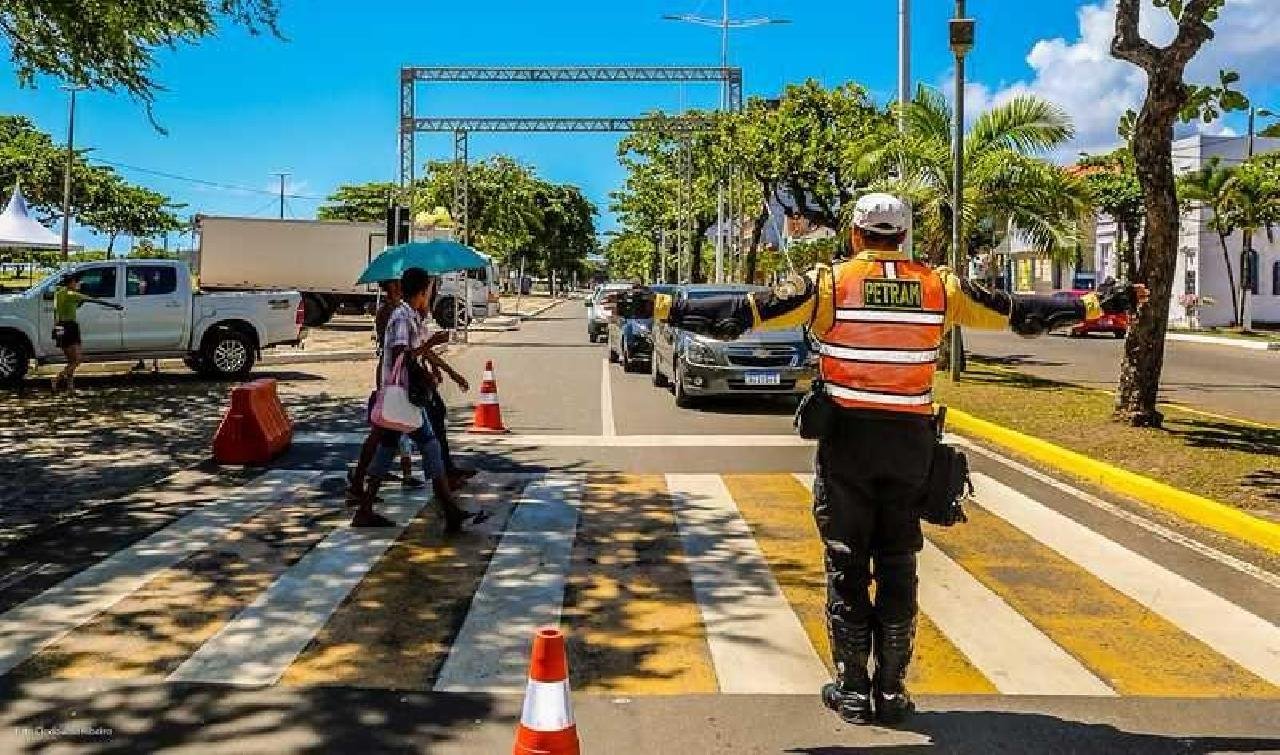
[[818, 257, 947, 415]]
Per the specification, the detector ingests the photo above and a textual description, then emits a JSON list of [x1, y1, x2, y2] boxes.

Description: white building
[[1093, 134, 1280, 328]]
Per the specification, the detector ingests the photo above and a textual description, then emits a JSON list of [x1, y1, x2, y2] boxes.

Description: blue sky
[[2, 0, 1277, 249]]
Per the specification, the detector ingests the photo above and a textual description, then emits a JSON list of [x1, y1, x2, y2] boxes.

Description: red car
[[1054, 290, 1129, 338]]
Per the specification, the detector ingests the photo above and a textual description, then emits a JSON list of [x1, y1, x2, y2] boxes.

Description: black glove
[[1097, 282, 1139, 315]]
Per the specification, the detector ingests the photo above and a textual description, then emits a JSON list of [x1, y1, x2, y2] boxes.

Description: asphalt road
[[0, 300, 1277, 754], [964, 329, 1280, 425]]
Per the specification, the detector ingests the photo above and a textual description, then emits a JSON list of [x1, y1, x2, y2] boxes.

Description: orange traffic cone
[[469, 360, 509, 434], [513, 627, 579, 755]]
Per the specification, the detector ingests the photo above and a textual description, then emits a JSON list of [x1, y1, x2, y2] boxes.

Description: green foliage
[[1220, 152, 1280, 243], [1, 1, 282, 103], [321, 160, 599, 279], [316, 182, 397, 222], [886, 86, 1089, 264], [128, 239, 178, 259], [1, 114, 184, 247], [603, 233, 653, 283]]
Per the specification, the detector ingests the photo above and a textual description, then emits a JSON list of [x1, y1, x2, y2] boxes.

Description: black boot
[[821, 618, 874, 725], [872, 617, 917, 726]]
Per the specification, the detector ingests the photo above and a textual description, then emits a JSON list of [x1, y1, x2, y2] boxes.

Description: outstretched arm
[[423, 348, 469, 392], [942, 272, 1146, 335], [653, 266, 833, 340]]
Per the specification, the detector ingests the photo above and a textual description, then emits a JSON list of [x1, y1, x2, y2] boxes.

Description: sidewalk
[[1167, 331, 1280, 351]]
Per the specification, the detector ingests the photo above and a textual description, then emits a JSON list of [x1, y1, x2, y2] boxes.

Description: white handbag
[[371, 354, 423, 432]]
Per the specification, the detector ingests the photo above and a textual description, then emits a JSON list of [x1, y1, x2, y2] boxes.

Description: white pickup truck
[[0, 259, 304, 385]]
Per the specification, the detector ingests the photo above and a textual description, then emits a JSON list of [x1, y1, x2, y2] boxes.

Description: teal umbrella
[[356, 240, 488, 284]]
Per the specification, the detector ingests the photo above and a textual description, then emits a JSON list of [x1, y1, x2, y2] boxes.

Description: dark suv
[[649, 284, 816, 408], [607, 285, 675, 372]]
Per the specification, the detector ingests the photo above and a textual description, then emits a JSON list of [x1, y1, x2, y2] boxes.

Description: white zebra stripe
[[823, 382, 934, 406], [836, 309, 946, 325], [817, 342, 939, 364]]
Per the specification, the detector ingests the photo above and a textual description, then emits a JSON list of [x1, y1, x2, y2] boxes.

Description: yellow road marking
[[281, 478, 522, 689], [724, 474, 995, 695], [562, 474, 717, 694], [930, 506, 1279, 697]]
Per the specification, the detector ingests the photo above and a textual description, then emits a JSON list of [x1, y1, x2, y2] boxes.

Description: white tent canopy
[[0, 183, 80, 250]]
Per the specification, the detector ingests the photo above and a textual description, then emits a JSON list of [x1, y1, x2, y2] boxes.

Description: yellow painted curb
[[948, 408, 1280, 556]]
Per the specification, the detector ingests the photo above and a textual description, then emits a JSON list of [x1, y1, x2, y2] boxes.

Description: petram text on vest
[[862, 279, 923, 309]]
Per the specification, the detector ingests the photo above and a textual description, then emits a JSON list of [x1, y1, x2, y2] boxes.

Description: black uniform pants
[[813, 413, 935, 627]]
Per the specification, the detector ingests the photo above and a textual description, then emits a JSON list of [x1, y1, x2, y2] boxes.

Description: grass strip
[[933, 360, 1279, 519]]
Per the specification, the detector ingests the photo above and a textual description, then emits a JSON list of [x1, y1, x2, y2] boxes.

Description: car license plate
[[745, 372, 782, 386]]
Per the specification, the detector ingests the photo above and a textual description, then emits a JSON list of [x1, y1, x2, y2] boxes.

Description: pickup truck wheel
[[301, 294, 333, 328], [0, 336, 29, 386], [202, 331, 256, 378]]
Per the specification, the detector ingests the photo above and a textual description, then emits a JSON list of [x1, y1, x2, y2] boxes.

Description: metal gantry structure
[[398, 65, 743, 249]]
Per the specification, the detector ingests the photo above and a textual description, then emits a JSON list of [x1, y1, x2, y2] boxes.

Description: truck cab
[[434, 255, 501, 327], [0, 260, 304, 386]]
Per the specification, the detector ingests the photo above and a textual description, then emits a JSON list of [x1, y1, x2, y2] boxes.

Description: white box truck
[[193, 215, 500, 327]]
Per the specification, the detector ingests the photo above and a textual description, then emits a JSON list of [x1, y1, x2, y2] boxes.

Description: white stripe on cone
[[520, 679, 575, 731], [478, 392, 500, 405], [483, 370, 495, 382]]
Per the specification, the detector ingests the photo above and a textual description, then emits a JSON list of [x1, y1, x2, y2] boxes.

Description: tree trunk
[[648, 233, 662, 284], [1217, 231, 1238, 326], [1241, 229, 1254, 329], [1115, 82, 1182, 428], [106, 232, 118, 256], [745, 203, 768, 285], [690, 232, 706, 284]]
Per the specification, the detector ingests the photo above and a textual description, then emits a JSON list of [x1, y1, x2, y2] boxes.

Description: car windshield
[[685, 288, 763, 300]]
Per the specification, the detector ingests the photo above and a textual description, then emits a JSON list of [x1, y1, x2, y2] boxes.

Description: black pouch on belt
[[918, 442, 973, 526], [794, 379, 839, 441]]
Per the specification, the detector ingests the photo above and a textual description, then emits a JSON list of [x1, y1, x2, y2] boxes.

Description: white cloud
[[967, 0, 1280, 159]]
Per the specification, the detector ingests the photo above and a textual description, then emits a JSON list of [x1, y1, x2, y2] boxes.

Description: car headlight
[[684, 338, 719, 366]]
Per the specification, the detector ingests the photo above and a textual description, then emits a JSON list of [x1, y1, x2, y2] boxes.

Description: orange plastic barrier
[[213, 378, 293, 465]]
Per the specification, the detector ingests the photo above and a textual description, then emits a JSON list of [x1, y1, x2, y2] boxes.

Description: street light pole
[[59, 85, 84, 263], [949, 2, 975, 381], [663, 6, 788, 283]]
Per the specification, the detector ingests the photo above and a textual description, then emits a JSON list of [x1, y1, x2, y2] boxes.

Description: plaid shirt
[[380, 302, 427, 387]]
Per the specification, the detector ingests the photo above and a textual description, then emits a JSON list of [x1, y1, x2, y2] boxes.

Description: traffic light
[[385, 205, 411, 246]]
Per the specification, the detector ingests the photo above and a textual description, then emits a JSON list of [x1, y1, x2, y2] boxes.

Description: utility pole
[[664, 4, 788, 283], [949, 2, 975, 381], [899, 0, 914, 260], [59, 84, 84, 262], [272, 172, 290, 219]]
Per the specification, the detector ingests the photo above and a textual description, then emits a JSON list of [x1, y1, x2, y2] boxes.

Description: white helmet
[[852, 193, 909, 234]]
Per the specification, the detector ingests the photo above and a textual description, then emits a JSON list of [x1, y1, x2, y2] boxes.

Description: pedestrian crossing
[[1, 469, 1278, 698]]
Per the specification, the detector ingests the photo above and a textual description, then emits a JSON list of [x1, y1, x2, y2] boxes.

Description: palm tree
[[1220, 152, 1280, 328], [879, 86, 1090, 268], [1178, 158, 1239, 325]]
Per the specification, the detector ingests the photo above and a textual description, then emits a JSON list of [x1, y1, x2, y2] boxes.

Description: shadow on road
[[0, 678, 503, 754], [788, 708, 1280, 754]]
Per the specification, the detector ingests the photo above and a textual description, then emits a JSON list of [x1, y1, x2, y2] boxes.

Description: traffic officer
[[650, 193, 1145, 726]]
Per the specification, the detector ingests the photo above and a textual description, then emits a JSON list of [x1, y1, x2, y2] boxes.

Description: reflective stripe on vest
[[821, 258, 947, 415]]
